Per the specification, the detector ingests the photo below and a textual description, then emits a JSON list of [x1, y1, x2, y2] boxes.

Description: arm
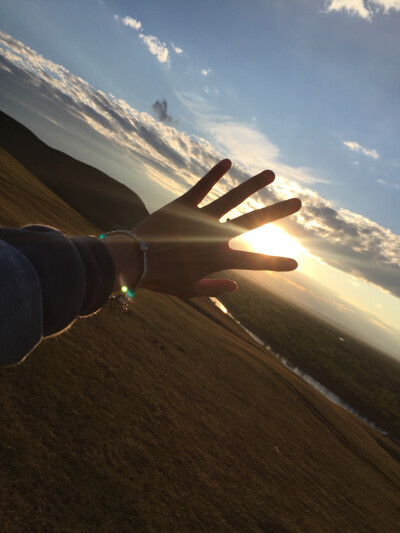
[[0, 160, 301, 365], [0, 226, 115, 365]]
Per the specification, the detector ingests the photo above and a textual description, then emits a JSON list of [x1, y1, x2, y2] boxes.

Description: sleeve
[[0, 226, 115, 366]]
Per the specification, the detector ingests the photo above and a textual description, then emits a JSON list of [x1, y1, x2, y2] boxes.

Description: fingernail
[[260, 170, 275, 186], [292, 198, 302, 210]]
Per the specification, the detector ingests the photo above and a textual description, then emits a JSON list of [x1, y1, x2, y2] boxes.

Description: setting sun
[[240, 224, 303, 260]]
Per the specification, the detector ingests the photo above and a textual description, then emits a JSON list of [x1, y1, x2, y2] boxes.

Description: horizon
[[0, 0, 399, 357]]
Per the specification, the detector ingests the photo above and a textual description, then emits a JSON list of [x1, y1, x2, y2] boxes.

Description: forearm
[[0, 226, 116, 365]]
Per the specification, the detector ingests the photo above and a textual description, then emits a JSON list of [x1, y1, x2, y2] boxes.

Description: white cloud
[[122, 16, 142, 31], [177, 91, 328, 184], [171, 42, 183, 55], [116, 16, 171, 66], [201, 69, 212, 76], [325, 0, 400, 19], [204, 85, 219, 95], [343, 140, 380, 159], [139, 34, 170, 65], [372, 0, 400, 12], [377, 178, 400, 190], [325, 0, 371, 19], [1, 30, 399, 297]]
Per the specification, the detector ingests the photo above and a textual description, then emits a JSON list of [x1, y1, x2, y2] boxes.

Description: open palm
[[132, 159, 301, 298]]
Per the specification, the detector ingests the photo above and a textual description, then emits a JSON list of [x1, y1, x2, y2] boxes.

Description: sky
[[0, 0, 399, 357]]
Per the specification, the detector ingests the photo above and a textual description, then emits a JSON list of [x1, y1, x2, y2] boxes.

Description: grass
[[215, 270, 400, 441], [0, 146, 400, 532], [0, 111, 149, 232]]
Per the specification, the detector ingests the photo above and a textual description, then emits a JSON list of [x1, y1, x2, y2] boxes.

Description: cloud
[[176, 91, 329, 184], [204, 86, 219, 95], [1, 30, 399, 298], [152, 99, 173, 123], [325, 0, 371, 19], [201, 69, 212, 76], [325, 0, 400, 20], [377, 178, 400, 190], [371, 0, 400, 12], [122, 16, 142, 31], [171, 42, 183, 55], [139, 33, 170, 65], [115, 15, 170, 66], [343, 140, 380, 159]]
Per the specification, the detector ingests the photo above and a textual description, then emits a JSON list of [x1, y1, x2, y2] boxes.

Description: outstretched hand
[[106, 159, 301, 298]]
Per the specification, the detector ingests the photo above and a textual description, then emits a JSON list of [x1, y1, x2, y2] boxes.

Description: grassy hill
[[0, 146, 400, 532], [0, 111, 149, 231]]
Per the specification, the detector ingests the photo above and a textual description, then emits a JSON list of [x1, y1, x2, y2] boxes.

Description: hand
[[106, 159, 301, 298]]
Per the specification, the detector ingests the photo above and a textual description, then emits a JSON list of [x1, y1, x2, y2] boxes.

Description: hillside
[[0, 111, 149, 231], [0, 146, 400, 532], [215, 271, 400, 441]]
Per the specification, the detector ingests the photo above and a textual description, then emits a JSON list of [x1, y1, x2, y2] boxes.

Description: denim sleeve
[[0, 238, 43, 365], [0, 226, 115, 366]]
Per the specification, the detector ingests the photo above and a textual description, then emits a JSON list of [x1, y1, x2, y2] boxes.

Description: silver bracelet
[[99, 230, 149, 298]]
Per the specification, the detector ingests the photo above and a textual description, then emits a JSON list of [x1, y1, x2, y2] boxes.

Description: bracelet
[[99, 230, 149, 299]]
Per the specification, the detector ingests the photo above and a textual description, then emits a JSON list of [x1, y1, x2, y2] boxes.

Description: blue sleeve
[[0, 238, 43, 365], [0, 226, 115, 366]]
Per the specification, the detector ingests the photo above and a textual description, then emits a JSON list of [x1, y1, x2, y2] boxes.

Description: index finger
[[178, 159, 232, 206]]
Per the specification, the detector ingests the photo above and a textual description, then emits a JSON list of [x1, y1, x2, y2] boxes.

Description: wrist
[[101, 233, 142, 292]]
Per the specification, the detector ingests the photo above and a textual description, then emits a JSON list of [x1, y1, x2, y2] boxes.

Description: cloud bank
[[0, 31, 399, 297]]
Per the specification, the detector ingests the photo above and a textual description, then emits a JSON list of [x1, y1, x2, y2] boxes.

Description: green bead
[[127, 288, 136, 298], [99, 233, 106, 239]]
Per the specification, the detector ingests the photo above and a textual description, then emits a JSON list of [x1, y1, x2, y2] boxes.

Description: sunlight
[[241, 224, 303, 260]]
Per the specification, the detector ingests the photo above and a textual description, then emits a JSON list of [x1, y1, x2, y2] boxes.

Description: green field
[[216, 271, 400, 442], [1, 126, 400, 532]]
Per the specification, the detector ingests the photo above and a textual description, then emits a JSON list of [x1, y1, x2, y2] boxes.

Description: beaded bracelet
[[99, 230, 149, 317]]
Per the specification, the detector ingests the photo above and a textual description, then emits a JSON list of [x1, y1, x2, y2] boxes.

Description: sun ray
[[237, 224, 303, 260]]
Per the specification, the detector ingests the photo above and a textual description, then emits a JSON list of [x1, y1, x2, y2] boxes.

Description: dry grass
[[0, 148, 399, 532]]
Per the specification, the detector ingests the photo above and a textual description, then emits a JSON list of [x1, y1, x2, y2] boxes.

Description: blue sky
[[0, 0, 399, 356], [2, 0, 399, 230]]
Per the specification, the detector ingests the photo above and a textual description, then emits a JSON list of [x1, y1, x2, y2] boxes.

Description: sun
[[239, 224, 303, 259]]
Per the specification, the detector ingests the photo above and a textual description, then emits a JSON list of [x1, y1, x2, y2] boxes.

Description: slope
[[0, 110, 149, 231], [0, 148, 399, 532]]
